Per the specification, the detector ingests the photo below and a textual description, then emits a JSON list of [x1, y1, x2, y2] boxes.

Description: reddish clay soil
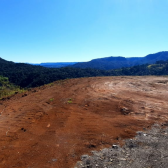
[[0, 76, 168, 168]]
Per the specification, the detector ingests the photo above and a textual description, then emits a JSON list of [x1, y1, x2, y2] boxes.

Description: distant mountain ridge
[[31, 62, 78, 68], [0, 51, 168, 88], [71, 51, 168, 70]]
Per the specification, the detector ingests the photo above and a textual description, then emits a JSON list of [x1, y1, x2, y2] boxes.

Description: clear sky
[[0, 0, 168, 63]]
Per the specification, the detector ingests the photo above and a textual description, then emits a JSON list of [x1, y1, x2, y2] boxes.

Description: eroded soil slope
[[0, 76, 168, 168]]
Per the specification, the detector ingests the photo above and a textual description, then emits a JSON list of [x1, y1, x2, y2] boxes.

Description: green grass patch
[[49, 98, 54, 101], [67, 98, 73, 104], [0, 76, 26, 99]]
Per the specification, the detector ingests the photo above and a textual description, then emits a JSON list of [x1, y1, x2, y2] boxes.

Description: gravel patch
[[75, 124, 168, 168]]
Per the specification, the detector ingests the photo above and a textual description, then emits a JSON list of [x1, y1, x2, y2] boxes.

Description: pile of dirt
[[0, 76, 168, 168]]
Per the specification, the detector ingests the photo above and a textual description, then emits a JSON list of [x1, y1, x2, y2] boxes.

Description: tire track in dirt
[[0, 76, 168, 168]]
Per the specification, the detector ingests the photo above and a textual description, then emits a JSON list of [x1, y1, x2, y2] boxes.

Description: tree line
[[0, 57, 168, 88]]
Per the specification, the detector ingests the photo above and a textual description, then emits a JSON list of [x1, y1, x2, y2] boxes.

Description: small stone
[[81, 155, 89, 160], [112, 145, 119, 149], [119, 158, 126, 161]]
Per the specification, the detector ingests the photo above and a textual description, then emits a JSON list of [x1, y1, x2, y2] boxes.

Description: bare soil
[[0, 76, 168, 168]]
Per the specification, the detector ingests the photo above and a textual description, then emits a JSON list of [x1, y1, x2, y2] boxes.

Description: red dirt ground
[[0, 76, 168, 168]]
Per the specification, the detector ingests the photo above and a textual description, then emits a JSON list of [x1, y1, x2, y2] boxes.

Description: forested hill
[[0, 57, 108, 88], [71, 51, 168, 70], [0, 57, 168, 88]]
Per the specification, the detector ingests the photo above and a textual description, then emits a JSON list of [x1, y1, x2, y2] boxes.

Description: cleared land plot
[[0, 76, 168, 168]]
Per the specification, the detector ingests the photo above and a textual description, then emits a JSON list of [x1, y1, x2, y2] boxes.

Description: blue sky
[[0, 0, 168, 63]]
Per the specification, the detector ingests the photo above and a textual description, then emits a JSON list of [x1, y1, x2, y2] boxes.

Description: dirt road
[[0, 76, 168, 168]]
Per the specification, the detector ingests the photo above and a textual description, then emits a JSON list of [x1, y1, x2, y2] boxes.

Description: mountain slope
[[71, 51, 168, 70], [0, 58, 107, 88], [0, 55, 168, 88]]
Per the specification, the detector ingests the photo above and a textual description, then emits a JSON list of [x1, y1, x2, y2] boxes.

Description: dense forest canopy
[[0, 57, 168, 88]]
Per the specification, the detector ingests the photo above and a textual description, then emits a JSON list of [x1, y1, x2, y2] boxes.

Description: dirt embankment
[[0, 76, 168, 168]]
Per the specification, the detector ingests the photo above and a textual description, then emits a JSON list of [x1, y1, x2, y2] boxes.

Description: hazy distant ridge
[[31, 62, 78, 68], [71, 51, 168, 70], [0, 51, 168, 88]]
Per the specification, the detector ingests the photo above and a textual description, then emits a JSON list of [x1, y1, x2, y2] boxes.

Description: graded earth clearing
[[0, 76, 168, 168]]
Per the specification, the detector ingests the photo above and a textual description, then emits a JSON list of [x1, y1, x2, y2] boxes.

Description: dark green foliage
[[0, 58, 108, 88], [0, 57, 168, 88], [0, 76, 9, 88]]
